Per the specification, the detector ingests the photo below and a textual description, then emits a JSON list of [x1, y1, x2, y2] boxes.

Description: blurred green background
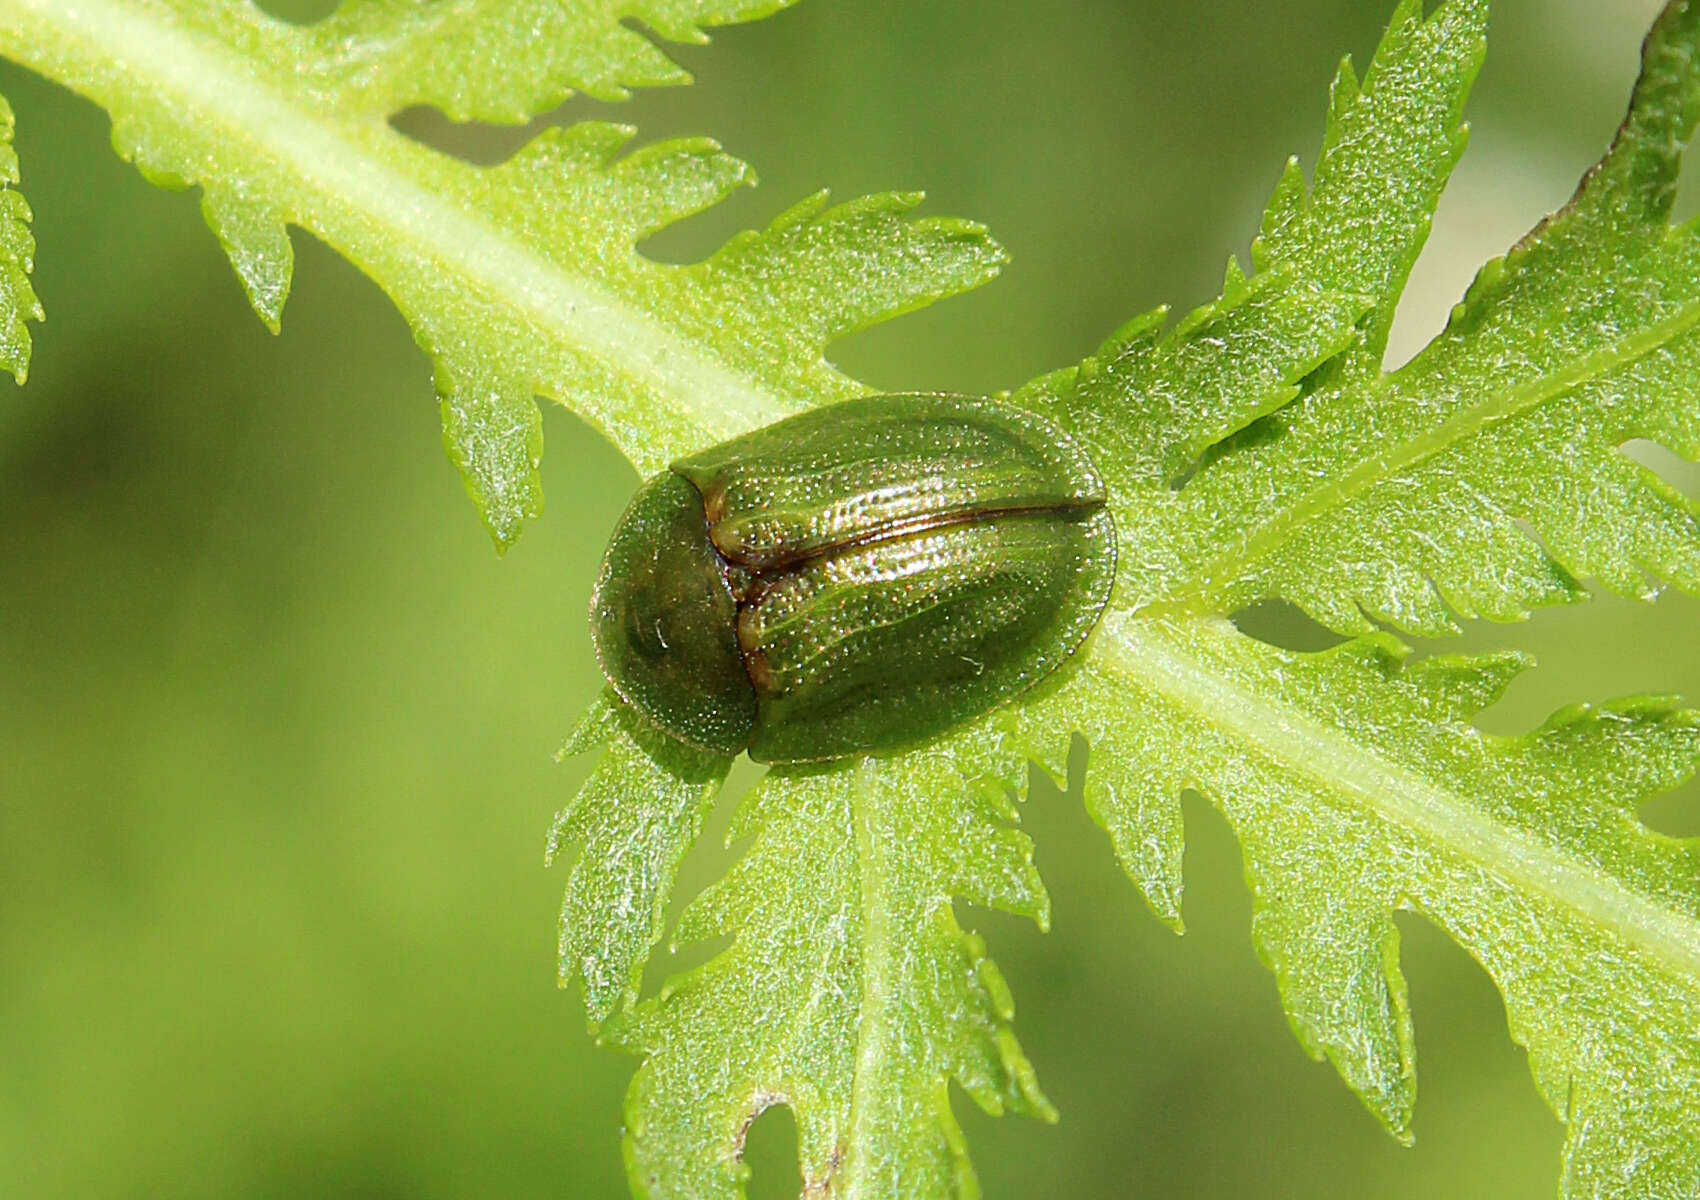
[[3, 0, 1696, 1196]]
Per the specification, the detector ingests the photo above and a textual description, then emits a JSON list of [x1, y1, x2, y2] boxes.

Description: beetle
[[589, 393, 1116, 763]]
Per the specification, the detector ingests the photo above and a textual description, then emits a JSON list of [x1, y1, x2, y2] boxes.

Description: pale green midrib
[[1097, 612, 1700, 982], [1176, 295, 1700, 610], [0, 0, 783, 438], [844, 758, 893, 1198]]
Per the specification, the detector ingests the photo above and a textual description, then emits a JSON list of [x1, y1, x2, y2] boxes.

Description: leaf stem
[[1095, 612, 1700, 981], [844, 757, 894, 1198], [0, 0, 785, 438]]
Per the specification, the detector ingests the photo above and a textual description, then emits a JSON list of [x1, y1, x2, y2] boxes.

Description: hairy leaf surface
[[0, 0, 1000, 547], [1004, 3, 1700, 1194], [1014, 615, 1700, 1187], [7, 1, 1700, 1198], [0, 89, 39, 383], [1140, 0, 1700, 636], [604, 740, 1053, 1198]]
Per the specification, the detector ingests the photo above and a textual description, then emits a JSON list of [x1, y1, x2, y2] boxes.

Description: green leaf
[[1013, 615, 1700, 1171], [11, 0, 1700, 1197], [1020, 0, 1490, 587], [608, 739, 1053, 1199], [1135, 0, 1700, 636], [0, 89, 41, 383], [548, 693, 730, 1026], [0, 0, 1002, 548], [554, 1, 1700, 1192], [1254, 0, 1484, 376], [1003, 2, 1700, 1194], [306, 0, 800, 118]]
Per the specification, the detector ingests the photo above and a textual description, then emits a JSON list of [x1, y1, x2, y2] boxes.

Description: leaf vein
[[1179, 293, 1700, 611], [1095, 612, 1700, 982]]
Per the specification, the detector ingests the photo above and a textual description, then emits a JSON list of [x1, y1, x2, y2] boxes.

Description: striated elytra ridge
[[590, 393, 1117, 762]]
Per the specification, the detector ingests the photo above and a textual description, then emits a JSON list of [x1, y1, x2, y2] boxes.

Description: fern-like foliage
[[0, 88, 40, 383], [6, 0, 1700, 1197], [0, 0, 999, 548]]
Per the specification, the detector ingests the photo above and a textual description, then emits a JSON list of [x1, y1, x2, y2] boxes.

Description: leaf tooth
[[962, 770, 1022, 826], [436, 361, 543, 552], [1315, 630, 1410, 683], [1401, 651, 1530, 724], [550, 699, 730, 1026], [1619, 452, 1700, 593], [1091, 773, 1186, 932], [952, 826, 1049, 928], [1328, 55, 1362, 127], [1221, 252, 1248, 294], [1352, 563, 1460, 638], [1061, 690, 1186, 932], [1282, 575, 1379, 638], [0, 104, 38, 385], [1096, 305, 1170, 367], [500, 126, 756, 245], [526, 119, 639, 168], [754, 187, 834, 236], [555, 691, 624, 762], [310, 0, 791, 121], [706, 188, 1007, 350], [200, 186, 294, 333], [945, 924, 1054, 1121], [1527, 698, 1700, 820], [614, 138, 756, 240], [1172, 265, 1272, 341], [1253, 156, 1307, 271], [1244, 857, 1417, 1141], [1566, 0, 1700, 228], [669, 873, 737, 949], [636, 1, 797, 46], [1535, 453, 1676, 602]]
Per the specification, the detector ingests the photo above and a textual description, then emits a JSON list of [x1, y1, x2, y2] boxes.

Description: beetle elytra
[[589, 393, 1116, 763]]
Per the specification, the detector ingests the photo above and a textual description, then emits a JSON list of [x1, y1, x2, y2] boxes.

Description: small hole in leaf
[[743, 1102, 803, 1200], [1673, 133, 1700, 229], [635, 191, 765, 268], [253, 0, 337, 24], [1638, 775, 1700, 838], [1621, 437, 1700, 500], [389, 107, 544, 167], [1231, 600, 1348, 653]]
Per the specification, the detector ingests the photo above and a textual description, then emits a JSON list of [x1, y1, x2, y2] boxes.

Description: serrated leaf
[[310, 0, 800, 118], [556, 1, 1700, 1194], [1143, 0, 1700, 636], [1013, 617, 1700, 1171], [997, 2, 1700, 1194], [607, 743, 1054, 1200], [0, 90, 41, 383], [0, 0, 1003, 546], [549, 693, 730, 1025], [12, 0, 1700, 1197], [437, 362, 543, 552], [1254, 0, 1485, 375], [1017, 0, 1486, 592]]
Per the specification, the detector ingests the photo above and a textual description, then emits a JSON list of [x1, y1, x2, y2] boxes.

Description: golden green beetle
[[589, 393, 1116, 763]]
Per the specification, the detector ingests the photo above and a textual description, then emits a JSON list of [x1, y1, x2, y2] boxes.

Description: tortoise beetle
[[589, 393, 1115, 763]]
